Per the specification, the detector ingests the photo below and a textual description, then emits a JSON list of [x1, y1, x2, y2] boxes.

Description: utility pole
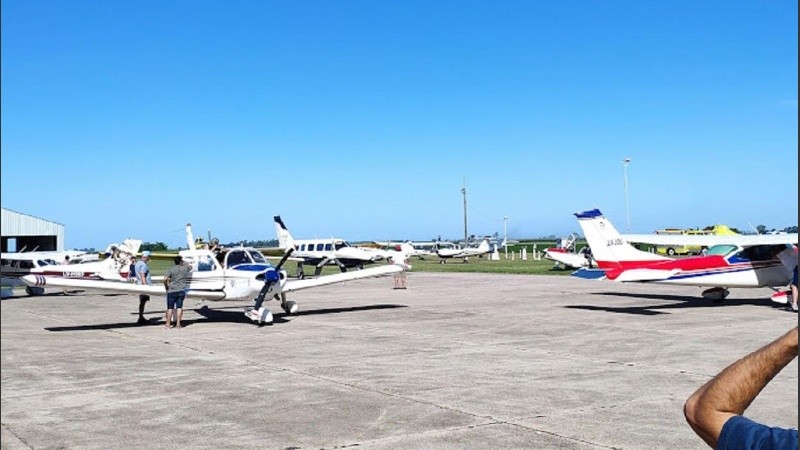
[[462, 177, 468, 246], [622, 158, 632, 232], [503, 215, 509, 259]]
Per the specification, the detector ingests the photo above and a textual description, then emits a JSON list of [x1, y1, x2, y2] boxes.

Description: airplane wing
[[20, 275, 227, 300], [283, 264, 403, 293], [623, 233, 798, 247]]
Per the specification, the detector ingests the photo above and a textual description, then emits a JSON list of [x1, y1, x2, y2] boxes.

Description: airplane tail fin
[[478, 238, 490, 253], [575, 209, 669, 269], [273, 216, 295, 250]]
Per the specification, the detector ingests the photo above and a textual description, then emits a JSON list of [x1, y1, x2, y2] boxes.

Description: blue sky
[[2, 1, 797, 249]]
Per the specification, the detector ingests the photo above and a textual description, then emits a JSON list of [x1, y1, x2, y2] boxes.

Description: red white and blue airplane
[[573, 209, 798, 302]]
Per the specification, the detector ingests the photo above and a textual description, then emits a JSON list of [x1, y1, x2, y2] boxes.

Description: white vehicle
[[274, 215, 386, 278], [22, 224, 405, 325]]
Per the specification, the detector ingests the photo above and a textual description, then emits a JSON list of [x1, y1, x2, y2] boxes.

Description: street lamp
[[503, 216, 509, 259], [622, 158, 631, 232]]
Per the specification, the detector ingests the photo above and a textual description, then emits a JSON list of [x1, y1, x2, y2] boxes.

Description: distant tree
[[141, 241, 168, 252], [756, 224, 767, 234], [784, 226, 798, 233]]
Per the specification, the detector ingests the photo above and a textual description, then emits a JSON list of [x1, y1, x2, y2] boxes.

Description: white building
[[1, 208, 65, 252]]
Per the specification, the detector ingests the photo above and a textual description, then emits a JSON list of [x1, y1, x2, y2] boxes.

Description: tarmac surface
[[2, 272, 798, 449]]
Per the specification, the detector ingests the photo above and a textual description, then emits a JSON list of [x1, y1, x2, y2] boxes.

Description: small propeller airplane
[[543, 233, 594, 269], [2, 240, 141, 295], [273, 215, 387, 278], [21, 224, 406, 325], [434, 237, 492, 263], [572, 209, 798, 302]]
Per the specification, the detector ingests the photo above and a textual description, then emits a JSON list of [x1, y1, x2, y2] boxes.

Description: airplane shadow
[[564, 291, 783, 316], [45, 303, 408, 331]]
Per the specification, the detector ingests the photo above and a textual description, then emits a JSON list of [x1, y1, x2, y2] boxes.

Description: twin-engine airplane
[[572, 209, 798, 302], [274, 215, 387, 278], [434, 238, 492, 263], [2, 240, 141, 295], [22, 224, 404, 325]]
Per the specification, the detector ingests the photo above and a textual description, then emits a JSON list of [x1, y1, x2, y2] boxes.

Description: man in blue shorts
[[163, 255, 192, 329], [684, 327, 798, 449]]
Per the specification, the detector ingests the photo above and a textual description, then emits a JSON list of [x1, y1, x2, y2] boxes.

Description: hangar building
[[1, 208, 65, 252]]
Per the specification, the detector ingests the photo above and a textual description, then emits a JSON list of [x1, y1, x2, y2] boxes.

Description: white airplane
[[573, 209, 798, 302], [434, 238, 492, 263], [543, 233, 594, 269], [2, 240, 141, 295], [274, 215, 386, 278], [373, 241, 435, 259], [22, 224, 405, 325]]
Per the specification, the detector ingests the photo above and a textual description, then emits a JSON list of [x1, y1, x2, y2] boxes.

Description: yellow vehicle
[[654, 225, 739, 256]]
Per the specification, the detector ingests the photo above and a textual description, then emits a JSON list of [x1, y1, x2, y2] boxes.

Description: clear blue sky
[[2, 1, 797, 249]]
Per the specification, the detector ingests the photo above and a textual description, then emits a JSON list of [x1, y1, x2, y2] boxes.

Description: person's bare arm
[[684, 327, 798, 448]]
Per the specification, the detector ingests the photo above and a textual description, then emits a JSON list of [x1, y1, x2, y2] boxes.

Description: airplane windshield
[[226, 251, 249, 267], [706, 245, 738, 256], [334, 241, 350, 250], [248, 250, 266, 263]]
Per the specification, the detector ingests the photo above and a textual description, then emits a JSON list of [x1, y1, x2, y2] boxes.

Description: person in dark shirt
[[684, 327, 798, 449], [163, 256, 192, 329]]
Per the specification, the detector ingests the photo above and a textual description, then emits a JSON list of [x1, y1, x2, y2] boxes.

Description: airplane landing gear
[[245, 306, 273, 325], [702, 287, 730, 303]]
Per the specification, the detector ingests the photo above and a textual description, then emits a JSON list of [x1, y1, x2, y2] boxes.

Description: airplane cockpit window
[[334, 241, 349, 250], [226, 250, 249, 268], [730, 245, 788, 263], [706, 245, 738, 256], [324, 243, 333, 251], [248, 250, 267, 263], [38, 259, 56, 267], [19, 261, 35, 269], [197, 254, 216, 271]]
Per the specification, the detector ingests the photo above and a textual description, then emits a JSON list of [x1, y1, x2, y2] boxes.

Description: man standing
[[135, 251, 152, 324], [163, 256, 192, 329]]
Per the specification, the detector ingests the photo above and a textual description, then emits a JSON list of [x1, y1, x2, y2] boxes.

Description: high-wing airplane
[[373, 241, 435, 259], [2, 240, 141, 295], [572, 209, 798, 302], [21, 224, 405, 325], [434, 238, 492, 263], [274, 215, 387, 278]]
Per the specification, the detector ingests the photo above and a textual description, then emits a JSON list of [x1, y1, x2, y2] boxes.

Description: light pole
[[503, 215, 509, 259], [622, 158, 631, 232]]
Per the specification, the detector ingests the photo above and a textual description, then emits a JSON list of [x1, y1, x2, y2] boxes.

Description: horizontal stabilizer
[[571, 268, 607, 280]]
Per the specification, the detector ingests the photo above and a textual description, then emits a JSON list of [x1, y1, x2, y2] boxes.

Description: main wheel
[[666, 247, 676, 256]]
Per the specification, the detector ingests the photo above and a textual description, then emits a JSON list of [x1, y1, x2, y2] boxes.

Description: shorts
[[167, 291, 186, 309], [793, 266, 798, 286]]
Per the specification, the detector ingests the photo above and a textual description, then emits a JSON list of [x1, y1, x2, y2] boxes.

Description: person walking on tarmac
[[135, 251, 152, 324]]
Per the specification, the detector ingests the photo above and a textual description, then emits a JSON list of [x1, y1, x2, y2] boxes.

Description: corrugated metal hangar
[[1, 208, 65, 252]]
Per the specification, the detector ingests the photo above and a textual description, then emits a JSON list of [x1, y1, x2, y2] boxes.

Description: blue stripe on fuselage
[[229, 264, 273, 272]]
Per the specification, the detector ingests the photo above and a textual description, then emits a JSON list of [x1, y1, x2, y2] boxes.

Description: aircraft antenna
[[462, 176, 468, 246]]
